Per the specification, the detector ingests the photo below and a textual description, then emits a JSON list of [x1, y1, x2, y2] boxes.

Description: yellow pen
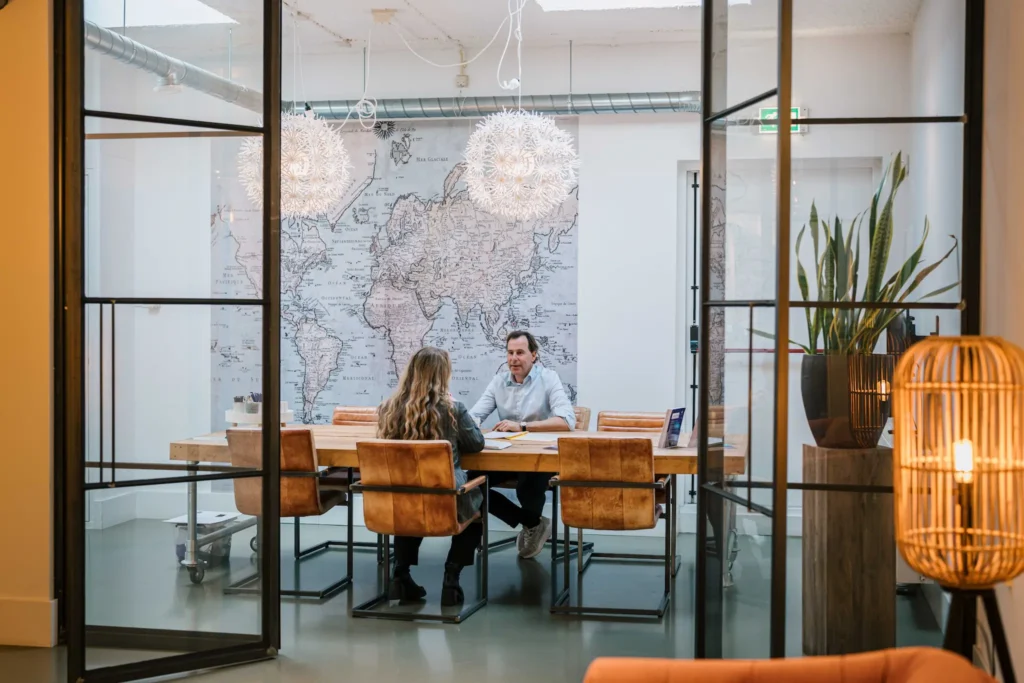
[[506, 431, 530, 440]]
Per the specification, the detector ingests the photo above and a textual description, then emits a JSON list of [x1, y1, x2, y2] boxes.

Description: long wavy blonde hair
[[378, 346, 457, 440]]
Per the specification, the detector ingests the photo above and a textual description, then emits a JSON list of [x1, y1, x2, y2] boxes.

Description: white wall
[[88, 28, 931, 525], [982, 1, 1024, 678], [910, 0, 965, 338]]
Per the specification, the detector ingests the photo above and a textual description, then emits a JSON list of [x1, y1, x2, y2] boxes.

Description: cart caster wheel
[[188, 565, 205, 584], [250, 536, 259, 553]]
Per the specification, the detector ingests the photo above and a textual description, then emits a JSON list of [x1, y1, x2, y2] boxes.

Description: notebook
[[484, 439, 512, 451]]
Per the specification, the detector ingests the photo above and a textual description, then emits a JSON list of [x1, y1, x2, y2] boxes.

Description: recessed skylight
[[536, 0, 750, 10], [85, 0, 237, 28]]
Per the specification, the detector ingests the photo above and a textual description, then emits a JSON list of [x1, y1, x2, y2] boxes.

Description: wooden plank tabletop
[[170, 425, 747, 476]]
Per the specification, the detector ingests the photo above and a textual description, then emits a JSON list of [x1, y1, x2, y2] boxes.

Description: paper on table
[[517, 433, 561, 443], [483, 431, 528, 439], [484, 440, 512, 451]]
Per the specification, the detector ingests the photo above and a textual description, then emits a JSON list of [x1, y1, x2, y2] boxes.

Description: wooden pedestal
[[802, 444, 895, 656]]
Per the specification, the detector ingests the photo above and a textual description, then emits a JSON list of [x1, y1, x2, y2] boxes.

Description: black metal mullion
[[961, 0, 985, 335], [694, 0, 715, 660], [60, 0, 87, 674], [84, 470, 262, 491], [790, 300, 963, 311], [261, 0, 284, 655], [723, 479, 895, 495], [781, 115, 963, 126], [704, 300, 777, 308], [84, 109, 263, 135], [80, 643, 273, 683], [701, 483, 774, 518], [110, 303, 116, 484], [98, 305, 104, 484], [770, 0, 793, 660], [706, 88, 779, 123], [84, 297, 263, 306], [53, 0, 71, 647]]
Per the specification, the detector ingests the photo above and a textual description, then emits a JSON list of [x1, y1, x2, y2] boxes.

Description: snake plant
[[756, 152, 959, 355]]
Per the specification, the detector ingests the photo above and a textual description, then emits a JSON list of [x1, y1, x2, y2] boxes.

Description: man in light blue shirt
[[469, 330, 576, 558]]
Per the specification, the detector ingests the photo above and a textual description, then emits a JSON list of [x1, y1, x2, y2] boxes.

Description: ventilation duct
[[301, 92, 701, 120], [84, 20, 701, 119], [84, 20, 263, 113]]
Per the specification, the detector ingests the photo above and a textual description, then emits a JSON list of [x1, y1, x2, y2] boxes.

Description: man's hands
[[494, 419, 524, 432]]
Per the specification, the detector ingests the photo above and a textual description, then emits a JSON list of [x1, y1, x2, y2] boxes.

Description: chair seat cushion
[[320, 468, 358, 491], [456, 511, 482, 534], [318, 488, 348, 512]]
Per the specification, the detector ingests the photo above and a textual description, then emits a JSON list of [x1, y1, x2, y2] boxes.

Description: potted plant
[[758, 152, 958, 448]]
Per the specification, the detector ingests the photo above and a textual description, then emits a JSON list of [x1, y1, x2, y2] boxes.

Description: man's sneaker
[[516, 516, 552, 559]]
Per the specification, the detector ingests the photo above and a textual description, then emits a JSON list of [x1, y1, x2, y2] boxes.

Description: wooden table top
[[170, 425, 747, 476]]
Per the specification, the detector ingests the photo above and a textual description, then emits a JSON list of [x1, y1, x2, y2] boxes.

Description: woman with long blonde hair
[[377, 346, 485, 605]]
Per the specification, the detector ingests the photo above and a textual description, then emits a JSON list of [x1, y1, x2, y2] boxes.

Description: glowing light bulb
[[953, 439, 975, 484]]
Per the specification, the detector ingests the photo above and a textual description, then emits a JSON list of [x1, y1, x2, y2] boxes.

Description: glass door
[[58, 0, 284, 680], [696, 0, 789, 659]]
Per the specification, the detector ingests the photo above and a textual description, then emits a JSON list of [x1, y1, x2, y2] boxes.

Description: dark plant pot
[[800, 354, 895, 449]]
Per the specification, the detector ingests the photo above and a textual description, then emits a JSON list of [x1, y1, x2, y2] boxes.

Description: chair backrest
[[355, 439, 461, 537], [574, 406, 592, 431], [558, 437, 656, 531], [583, 648, 996, 683], [596, 411, 665, 433], [332, 406, 378, 426], [227, 428, 324, 518]]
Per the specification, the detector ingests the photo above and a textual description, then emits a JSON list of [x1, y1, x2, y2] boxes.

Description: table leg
[[670, 475, 678, 576], [185, 462, 198, 569]]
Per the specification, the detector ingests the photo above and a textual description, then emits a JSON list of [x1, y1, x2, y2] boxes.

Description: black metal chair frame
[[350, 478, 489, 625], [225, 468, 354, 601], [550, 476, 675, 619]]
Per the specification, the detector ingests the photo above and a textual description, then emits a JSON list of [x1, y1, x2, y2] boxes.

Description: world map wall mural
[[209, 118, 579, 424]]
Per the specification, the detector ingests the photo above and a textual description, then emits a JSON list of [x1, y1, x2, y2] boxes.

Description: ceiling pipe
[[300, 92, 701, 119], [84, 20, 701, 119], [84, 20, 263, 113]]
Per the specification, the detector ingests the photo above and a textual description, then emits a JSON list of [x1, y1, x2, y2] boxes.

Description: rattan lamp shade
[[893, 336, 1024, 589]]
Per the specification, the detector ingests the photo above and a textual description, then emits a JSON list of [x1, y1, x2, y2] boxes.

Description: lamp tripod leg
[[943, 590, 977, 662], [982, 589, 1017, 683]]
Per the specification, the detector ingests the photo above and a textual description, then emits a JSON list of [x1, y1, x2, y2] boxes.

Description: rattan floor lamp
[[894, 336, 1024, 682]]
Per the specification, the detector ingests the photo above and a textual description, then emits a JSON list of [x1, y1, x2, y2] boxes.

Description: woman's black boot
[[388, 564, 426, 603], [440, 562, 465, 606]]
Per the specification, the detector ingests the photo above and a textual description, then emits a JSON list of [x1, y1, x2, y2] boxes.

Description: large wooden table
[[170, 424, 748, 476]]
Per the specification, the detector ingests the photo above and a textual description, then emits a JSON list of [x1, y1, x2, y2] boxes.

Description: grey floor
[[0, 521, 941, 682]]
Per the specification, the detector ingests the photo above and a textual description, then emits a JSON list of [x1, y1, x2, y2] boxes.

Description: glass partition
[[697, 0, 984, 662]]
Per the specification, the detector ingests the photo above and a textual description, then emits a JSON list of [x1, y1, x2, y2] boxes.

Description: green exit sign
[[759, 107, 805, 134]]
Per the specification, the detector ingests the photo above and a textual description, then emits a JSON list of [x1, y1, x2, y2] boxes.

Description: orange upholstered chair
[[574, 406, 592, 431], [351, 439, 489, 624], [582, 648, 995, 683], [596, 411, 666, 432], [550, 437, 672, 618], [227, 428, 353, 600], [331, 405, 378, 426]]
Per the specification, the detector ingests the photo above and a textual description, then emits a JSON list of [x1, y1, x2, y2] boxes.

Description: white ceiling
[[111, 0, 925, 60]]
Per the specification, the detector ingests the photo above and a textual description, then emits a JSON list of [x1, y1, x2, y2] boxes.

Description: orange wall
[[0, 0, 56, 646]]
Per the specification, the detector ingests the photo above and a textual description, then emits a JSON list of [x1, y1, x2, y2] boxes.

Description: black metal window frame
[[53, 0, 284, 681], [694, 0, 985, 659]]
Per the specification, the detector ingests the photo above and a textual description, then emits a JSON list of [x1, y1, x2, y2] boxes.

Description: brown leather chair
[[332, 406, 378, 426], [574, 406, 592, 431], [596, 411, 666, 432], [351, 439, 489, 624], [582, 648, 995, 683], [226, 428, 353, 600], [550, 437, 672, 618]]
